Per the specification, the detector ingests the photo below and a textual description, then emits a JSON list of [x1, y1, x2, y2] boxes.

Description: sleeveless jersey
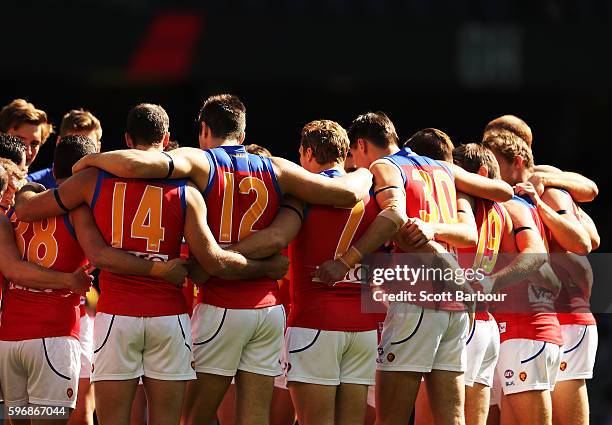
[[288, 169, 381, 331], [0, 211, 86, 340], [91, 171, 188, 317], [198, 145, 282, 309], [385, 147, 463, 311], [492, 195, 562, 345], [458, 199, 507, 321]]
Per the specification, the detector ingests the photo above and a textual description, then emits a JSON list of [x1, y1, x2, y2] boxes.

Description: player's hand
[[527, 173, 546, 196], [394, 218, 434, 249], [314, 259, 349, 285], [514, 182, 541, 204], [72, 154, 96, 174], [265, 254, 290, 280], [151, 258, 189, 287], [67, 264, 94, 295], [186, 259, 210, 286]]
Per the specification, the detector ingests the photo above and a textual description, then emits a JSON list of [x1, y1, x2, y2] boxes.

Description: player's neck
[[56, 178, 66, 185], [379, 144, 400, 158], [216, 138, 241, 148], [309, 162, 344, 174]]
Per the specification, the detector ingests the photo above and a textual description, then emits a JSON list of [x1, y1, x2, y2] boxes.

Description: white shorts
[[79, 314, 94, 379], [282, 327, 377, 386], [465, 319, 500, 387], [557, 324, 597, 381], [91, 312, 196, 382], [0, 337, 81, 408], [377, 303, 469, 373], [192, 304, 285, 377], [496, 339, 562, 395]]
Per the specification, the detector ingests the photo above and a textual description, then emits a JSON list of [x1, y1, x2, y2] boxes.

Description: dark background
[[2, 0, 611, 422]]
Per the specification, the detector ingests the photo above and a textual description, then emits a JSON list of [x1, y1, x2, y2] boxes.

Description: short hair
[[300, 120, 349, 165], [482, 132, 534, 169], [405, 128, 454, 162], [0, 133, 26, 165], [453, 143, 501, 179], [483, 115, 532, 147], [245, 144, 271, 157], [53, 135, 97, 180], [60, 109, 102, 142], [347, 111, 399, 149], [198, 94, 246, 140], [0, 99, 53, 143], [126, 103, 169, 147], [0, 157, 25, 181], [0, 164, 7, 193]]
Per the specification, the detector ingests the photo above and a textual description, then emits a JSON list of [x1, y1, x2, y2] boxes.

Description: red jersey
[[278, 247, 291, 317], [458, 199, 507, 321], [288, 169, 380, 331], [492, 195, 562, 345], [547, 190, 595, 326], [0, 212, 86, 341], [197, 145, 282, 309], [91, 171, 188, 317], [386, 148, 463, 311]]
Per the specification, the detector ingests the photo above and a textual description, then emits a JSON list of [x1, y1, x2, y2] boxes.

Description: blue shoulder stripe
[[90, 170, 105, 210], [63, 214, 77, 240]]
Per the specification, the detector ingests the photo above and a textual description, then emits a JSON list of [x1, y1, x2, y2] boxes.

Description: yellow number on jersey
[[111, 183, 166, 252], [334, 201, 366, 259], [411, 168, 457, 224], [14, 218, 59, 268], [473, 208, 503, 274]]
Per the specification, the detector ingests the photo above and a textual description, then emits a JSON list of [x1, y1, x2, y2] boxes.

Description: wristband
[[53, 189, 70, 213], [339, 246, 363, 269]]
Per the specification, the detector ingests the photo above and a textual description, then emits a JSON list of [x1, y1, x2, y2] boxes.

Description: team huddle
[[0, 95, 599, 425]]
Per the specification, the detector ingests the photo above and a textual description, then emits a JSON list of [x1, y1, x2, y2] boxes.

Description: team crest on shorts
[[519, 371, 527, 382], [560, 361, 567, 371], [387, 353, 395, 362], [504, 369, 514, 379], [67, 388, 74, 398]]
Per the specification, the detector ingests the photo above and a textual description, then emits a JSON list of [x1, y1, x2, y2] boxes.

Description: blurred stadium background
[[2, 1, 612, 422]]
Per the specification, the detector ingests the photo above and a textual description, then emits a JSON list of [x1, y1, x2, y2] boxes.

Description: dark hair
[[405, 128, 454, 162], [300, 120, 349, 165], [347, 111, 399, 149], [198, 94, 246, 140], [0, 133, 26, 165], [53, 135, 97, 180], [126, 103, 169, 147], [453, 143, 500, 179], [0, 164, 7, 193]]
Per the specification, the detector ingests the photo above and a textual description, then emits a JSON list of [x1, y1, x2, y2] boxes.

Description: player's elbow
[[577, 183, 599, 203], [571, 238, 591, 256], [13, 201, 34, 222], [85, 250, 107, 270]]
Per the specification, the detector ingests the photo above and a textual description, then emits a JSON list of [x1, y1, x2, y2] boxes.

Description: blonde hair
[[483, 115, 532, 147], [0, 99, 54, 143], [482, 132, 534, 169], [301, 120, 349, 164], [60, 109, 102, 142]]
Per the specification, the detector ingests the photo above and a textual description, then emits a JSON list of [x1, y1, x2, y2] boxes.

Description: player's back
[[0, 211, 86, 341], [289, 168, 380, 331], [199, 145, 282, 309], [90, 171, 188, 317]]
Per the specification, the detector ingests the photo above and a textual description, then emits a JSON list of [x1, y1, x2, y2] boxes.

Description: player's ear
[[238, 132, 246, 145], [513, 155, 524, 168], [162, 132, 170, 149], [306, 147, 313, 162], [477, 165, 488, 177], [125, 132, 133, 148], [358, 138, 368, 154]]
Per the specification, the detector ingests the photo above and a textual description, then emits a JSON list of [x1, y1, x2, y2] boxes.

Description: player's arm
[[529, 168, 598, 202], [315, 161, 408, 284], [70, 206, 188, 286], [229, 196, 303, 259], [272, 156, 372, 208], [184, 184, 288, 280], [443, 162, 513, 202], [515, 184, 591, 255], [72, 147, 211, 191], [577, 207, 600, 250], [14, 168, 97, 222], [488, 199, 549, 293], [0, 215, 92, 292]]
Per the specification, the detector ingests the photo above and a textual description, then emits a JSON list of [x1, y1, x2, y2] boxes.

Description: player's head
[[453, 143, 501, 180], [0, 133, 27, 171], [299, 120, 349, 173], [52, 135, 97, 183], [165, 139, 180, 151], [0, 99, 53, 167], [482, 132, 533, 185], [405, 128, 454, 162], [245, 144, 271, 157], [0, 157, 26, 210], [59, 109, 103, 152], [125, 103, 170, 150], [197, 94, 246, 150], [347, 111, 399, 169], [483, 115, 532, 147]]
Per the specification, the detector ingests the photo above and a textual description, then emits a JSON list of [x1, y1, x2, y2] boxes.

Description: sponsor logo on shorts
[[560, 361, 567, 371], [67, 388, 74, 398], [504, 369, 514, 379], [505, 381, 514, 387], [499, 322, 507, 334], [519, 371, 527, 382], [378, 347, 384, 356], [387, 353, 395, 362]]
